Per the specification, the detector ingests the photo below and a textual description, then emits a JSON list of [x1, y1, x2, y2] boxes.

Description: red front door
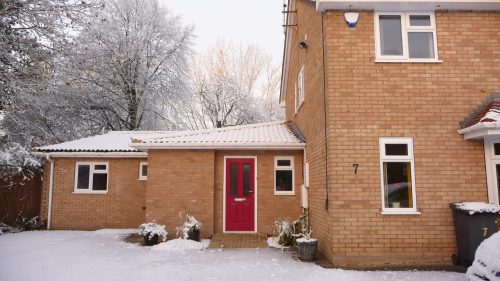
[[225, 158, 255, 231]]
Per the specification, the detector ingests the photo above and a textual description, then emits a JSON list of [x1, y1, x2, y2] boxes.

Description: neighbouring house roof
[[32, 131, 170, 155], [131, 121, 305, 150], [458, 94, 500, 139]]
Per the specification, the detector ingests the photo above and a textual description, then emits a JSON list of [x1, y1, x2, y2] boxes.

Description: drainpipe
[[46, 154, 55, 230]]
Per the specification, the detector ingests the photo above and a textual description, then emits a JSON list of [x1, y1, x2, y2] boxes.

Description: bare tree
[[61, 0, 193, 131], [183, 40, 283, 130]]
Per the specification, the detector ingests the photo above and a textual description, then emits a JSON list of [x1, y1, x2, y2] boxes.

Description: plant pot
[[392, 202, 401, 208], [144, 234, 159, 246], [297, 238, 318, 261], [188, 229, 200, 241]]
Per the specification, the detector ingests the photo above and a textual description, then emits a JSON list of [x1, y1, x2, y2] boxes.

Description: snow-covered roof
[[458, 94, 500, 139], [32, 131, 170, 153], [131, 121, 305, 150]]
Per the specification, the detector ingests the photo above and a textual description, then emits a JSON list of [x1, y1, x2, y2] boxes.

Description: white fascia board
[[316, 0, 500, 11], [130, 143, 306, 150], [459, 127, 500, 140], [32, 152, 148, 158]]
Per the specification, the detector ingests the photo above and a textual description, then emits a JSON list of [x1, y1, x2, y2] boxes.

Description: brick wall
[[214, 150, 303, 235], [146, 150, 215, 240], [40, 157, 147, 230], [284, 1, 500, 267]]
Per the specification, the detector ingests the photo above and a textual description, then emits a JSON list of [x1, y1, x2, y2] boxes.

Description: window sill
[[274, 192, 295, 196], [138, 178, 147, 181], [73, 191, 108, 195], [381, 210, 421, 215], [375, 59, 443, 64]]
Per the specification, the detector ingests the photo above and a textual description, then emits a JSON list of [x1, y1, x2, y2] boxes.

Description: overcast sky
[[161, 0, 285, 64]]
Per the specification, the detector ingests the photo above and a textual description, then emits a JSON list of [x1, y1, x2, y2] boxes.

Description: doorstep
[[210, 233, 268, 248]]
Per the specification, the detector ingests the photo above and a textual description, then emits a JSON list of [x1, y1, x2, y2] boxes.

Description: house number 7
[[353, 164, 359, 174]]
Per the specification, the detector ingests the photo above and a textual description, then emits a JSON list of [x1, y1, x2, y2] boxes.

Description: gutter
[[32, 152, 148, 158], [130, 143, 306, 150], [46, 154, 55, 230]]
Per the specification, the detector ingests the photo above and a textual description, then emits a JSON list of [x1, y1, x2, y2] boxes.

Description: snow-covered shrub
[[294, 208, 312, 240], [176, 211, 201, 240], [274, 218, 296, 247], [138, 221, 168, 242], [0, 216, 39, 234]]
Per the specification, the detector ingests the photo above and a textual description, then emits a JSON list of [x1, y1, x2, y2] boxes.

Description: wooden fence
[[0, 173, 42, 226]]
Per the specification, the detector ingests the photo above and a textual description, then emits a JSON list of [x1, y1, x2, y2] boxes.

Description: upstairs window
[[75, 162, 109, 193], [379, 138, 418, 214], [375, 12, 438, 62], [139, 162, 148, 180], [275, 156, 295, 195]]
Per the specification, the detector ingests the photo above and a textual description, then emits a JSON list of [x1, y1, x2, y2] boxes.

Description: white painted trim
[[274, 156, 296, 196], [138, 161, 148, 180], [74, 162, 109, 193], [47, 156, 54, 230], [374, 12, 439, 62], [223, 156, 258, 234], [295, 66, 305, 114], [381, 211, 422, 215], [483, 140, 500, 205], [32, 152, 147, 158], [316, 0, 500, 12], [379, 137, 418, 214]]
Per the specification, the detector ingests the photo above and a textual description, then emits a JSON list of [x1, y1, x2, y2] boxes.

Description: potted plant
[[177, 211, 202, 241], [389, 192, 401, 208], [295, 208, 317, 261], [138, 221, 168, 246]]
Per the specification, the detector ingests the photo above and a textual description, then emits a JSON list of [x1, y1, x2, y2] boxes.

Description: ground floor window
[[139, 162, 148, 180], [74, 162, 109, 193], [483, 141, 500, 205], [274, 156, 294, 195], [379, 138, 418, 214]]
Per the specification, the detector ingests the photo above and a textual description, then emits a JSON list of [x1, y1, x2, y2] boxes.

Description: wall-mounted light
[[298, 41, 307, 49], [344, 12, 359, 28]]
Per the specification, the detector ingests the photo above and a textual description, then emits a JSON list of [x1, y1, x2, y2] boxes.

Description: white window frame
[[274, 156, 295, 196], [74, 162, 109, 194], [295, 66, 304, 113], [138, 162, 148, 180], [483, 140, 500, 205], [379, 138, 419, 215], [374, 12, 440, 63]]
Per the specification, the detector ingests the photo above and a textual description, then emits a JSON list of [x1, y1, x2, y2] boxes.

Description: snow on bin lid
[[452, 202, 500, 215]]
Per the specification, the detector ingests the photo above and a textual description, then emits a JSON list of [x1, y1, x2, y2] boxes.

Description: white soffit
[[315, 0, 500, 11]]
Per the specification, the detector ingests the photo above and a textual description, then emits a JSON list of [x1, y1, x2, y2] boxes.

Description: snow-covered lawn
[[0, 230, 466, 281]]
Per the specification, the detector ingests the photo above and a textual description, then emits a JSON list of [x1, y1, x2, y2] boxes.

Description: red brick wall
[[146, 150, 215, 239], [40, 157, 147, 230], [284, 2, 500, 267]]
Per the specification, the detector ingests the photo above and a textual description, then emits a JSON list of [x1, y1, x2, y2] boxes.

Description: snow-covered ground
[[0, 230, 466, 281]]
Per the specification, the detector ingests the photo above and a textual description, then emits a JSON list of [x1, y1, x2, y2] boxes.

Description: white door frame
[[483, 139, 500, 205], [223, 156, 258, 233]]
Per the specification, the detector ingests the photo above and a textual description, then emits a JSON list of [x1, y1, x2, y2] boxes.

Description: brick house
[[33, 123, 306, 239], [280, 0, 500, 267], [33, 0, 500, 269]]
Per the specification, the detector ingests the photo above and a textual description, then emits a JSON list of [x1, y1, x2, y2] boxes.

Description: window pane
[[379, 15, 403, 56], [277, 160, 291, 167], [141, 165, 148, 177], [276, 170, 293, 192], [230, 163, 238, 196], [383, 162, 412, 208], [94, 164, 107, 170], [496, 164, 500, 203], [385, 144, 408, 156], [77, 165, 90, 189], [243, 164, 251, 196], [494, 143, 500, 155], [409, 15, 431, 26], [408, 32, 434, 59], [92, 173, 108, 191]]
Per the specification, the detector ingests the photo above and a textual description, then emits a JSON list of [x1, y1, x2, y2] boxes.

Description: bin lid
[[450, 202, 500, 215]]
